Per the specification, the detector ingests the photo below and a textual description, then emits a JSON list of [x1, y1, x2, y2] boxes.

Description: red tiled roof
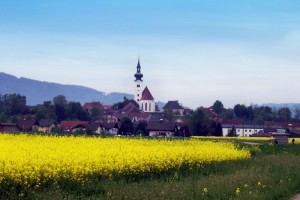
[[60, 121, 89, 130], [128, 112, 151, 120], [104, 105, 112, 110], [141, 86, 154, 100], [122, 102, 139, 113], [83, 102, 103, 110]]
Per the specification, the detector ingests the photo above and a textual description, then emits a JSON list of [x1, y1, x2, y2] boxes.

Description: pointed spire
[[137, 58, 141, 72], [134, 58, 143, 81]]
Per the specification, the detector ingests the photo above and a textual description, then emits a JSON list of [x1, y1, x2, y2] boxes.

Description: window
[[137, 85, 140, 87], [137, 94, 139, 96], [145, 103, 148, 111], [245, 130, 248, 132]]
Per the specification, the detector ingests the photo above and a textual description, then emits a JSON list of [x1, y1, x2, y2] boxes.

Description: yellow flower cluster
[[289, 138, 300, 144], [0, 134, 250, 187], [192, 136, 271, 141]]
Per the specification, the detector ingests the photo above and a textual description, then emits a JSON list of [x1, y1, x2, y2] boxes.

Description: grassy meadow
[[0, 134, 299, 199]]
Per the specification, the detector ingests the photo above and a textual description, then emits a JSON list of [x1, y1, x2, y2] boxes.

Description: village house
[[0, 123, 20, 133], [121, 102, 140, 114], [82, 102, 104, 113], [101, 122, 119, 135], [146, 120, 177, 137], [17, 119, 39, 132], [163, 100, 185, 116], [36, 120, 57, 133], [59, 121, 89, 133]]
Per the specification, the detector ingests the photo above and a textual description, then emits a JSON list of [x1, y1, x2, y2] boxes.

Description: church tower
[[134, 59, 143, 103]]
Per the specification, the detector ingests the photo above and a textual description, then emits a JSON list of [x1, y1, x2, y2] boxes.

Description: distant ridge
[[0, 72, 133, 105]]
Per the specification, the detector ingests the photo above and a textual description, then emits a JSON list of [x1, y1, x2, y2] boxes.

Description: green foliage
[[212, 100, 224, 115], [112, 96, 139, 110], [118, 117, 134, 135], [189, 108, 210, 136], [163, 109, 175, 121], [0, 93, 29, 116], [135, 121, 148, 136], [227, 126, 237, 137], [277, 107, 292, 122]]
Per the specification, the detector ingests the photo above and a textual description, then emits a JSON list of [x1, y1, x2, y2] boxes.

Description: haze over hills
[[0, 72, 298, 112], [0, 72, 133, 105]]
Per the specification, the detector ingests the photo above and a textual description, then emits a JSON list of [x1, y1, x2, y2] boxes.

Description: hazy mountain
[[0, 72, 133, 105]]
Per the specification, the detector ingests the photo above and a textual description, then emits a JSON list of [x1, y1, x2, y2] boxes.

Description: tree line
[[1, 94, 300, 136], [0, 94, 91, 123]]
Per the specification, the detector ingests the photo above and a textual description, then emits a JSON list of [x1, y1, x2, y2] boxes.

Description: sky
[[0, 0, 300, 109]]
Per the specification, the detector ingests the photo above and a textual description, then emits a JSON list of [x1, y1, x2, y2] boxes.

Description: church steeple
[[134, 59, 143, 81]]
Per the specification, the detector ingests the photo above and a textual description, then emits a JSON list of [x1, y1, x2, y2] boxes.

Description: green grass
[[1, 143, 300, 200]]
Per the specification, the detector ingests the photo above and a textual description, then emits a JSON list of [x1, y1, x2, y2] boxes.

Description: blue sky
[[1, 0, 300, 108]]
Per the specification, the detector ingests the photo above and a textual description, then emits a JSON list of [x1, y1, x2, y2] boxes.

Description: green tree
[[163, 109, 175, 121], [112, 97, 139, 110], [215, 122, 223, 136], [212, 100, 224, 115], [277, 107, 291, 122], [222, 108, 234, 119], [189, 108, 210, 136], [227, 126, 237, 137], [118, 117, 134, 135], [234, 104, 248, 119], [135, 121, 148, 136], [2, 93, 28, 116], [0, 112, 8, 123], [53, 95, 68, 123]]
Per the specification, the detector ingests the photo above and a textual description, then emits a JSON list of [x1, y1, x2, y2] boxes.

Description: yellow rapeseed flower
[[0, 134, 251, 188]]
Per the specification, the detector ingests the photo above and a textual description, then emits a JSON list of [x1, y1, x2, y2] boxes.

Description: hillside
[[0, 72, 133, 105]]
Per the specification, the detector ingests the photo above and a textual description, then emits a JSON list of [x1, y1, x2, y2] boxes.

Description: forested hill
[[0, 72, 133, 105]]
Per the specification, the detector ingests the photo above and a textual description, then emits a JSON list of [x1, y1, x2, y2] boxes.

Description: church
[[134, 60, 157, 113]]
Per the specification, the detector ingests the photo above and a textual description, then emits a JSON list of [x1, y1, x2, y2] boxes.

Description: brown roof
[[141, 86, 154, 100], [128, 112, 151, 120], [37, 120, 56, 127], [122, 102, 139, 113], [60, 121, 89, 130], [83, 102, 103, 111], [147, 121, 176, 131], [0, 123, 19, 132], [17, 119, 37, 131], [101, 122, 119, 129], [163, 101, 184, 110]]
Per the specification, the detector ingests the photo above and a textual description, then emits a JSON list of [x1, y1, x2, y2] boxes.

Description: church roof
[[163, 101, 184, 110], [141, 86, 154, 100]]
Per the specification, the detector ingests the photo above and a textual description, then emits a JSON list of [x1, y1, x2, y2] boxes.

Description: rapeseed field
[[0, 134, 250, 190]]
